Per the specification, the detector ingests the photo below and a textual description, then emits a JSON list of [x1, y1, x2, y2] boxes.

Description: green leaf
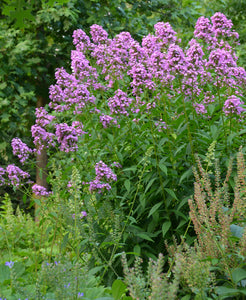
[[48, 211, 58, 218], [133, 245, 141, 255], [148, 202, 163, 218], [162, 221, 171, 238], [179, 168, 193, 184], [0, 264, 10, 283], [111, 279, 127, 300], [216, 286, 246, 296], [164, 188, 178, 200], [124, 179, 131, 192], [34, 198, 41, 206], [135, 232, 154, 242], [232, 268, 246, 284], [230, 224, 244, 238], [159, 162, 167, 175], [144, 177, 157, 193]]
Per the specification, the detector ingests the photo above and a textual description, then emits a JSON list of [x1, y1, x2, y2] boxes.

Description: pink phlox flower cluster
[[211, 12, 234, 38], [142, 34, 160, 55], [55, 121, 85, 152], [0, 167, 6, 186], [72, 211, 87, 219], [147, 50, 171, 84], [32, 184, 52, 197], [108, 89, 133, 116], [71, 50, 99, 83], [91, 30, 142, 87], [35, 107, 55, 127], [223, 95, 245, 116], [6, 164, 30, 187], [31, 124, 56, 155], [203, 91, 215, 104], [127, 62, 155, 94], [207, 48, 237, 70], [186, 39, 205, 67], [154, 119, 167, 132], [110, 162, 122, 168], [194, 13, 239, 49], [11, 138, 33, 164], [54, 67, 75, 87], [154, 22, 179, 49], [193, 103, 207, 115], [87, 161, 117, 193], [165, 44, 188, 76], [90, 24, 109, 44], [49, 78, 96, 113], [72, 29, 92, 53], [99, 114, 119, 128], [95, 161, 117, 181]]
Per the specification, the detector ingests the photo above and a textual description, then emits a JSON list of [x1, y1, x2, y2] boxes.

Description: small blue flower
[[54, 261, 60, 265], [5, 261, 14, 268], [78, 292, 84, 298], [64, 283, 71, 288]]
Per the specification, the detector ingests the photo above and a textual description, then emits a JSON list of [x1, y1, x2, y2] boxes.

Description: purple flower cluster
[[193, 103, 207, 115], [90, 24, 108, 44], [154, 22, 179, 48], [99, 114, 118, 128], [87, 161, 117, 193], [108, 89, 133, 116], [5, 261, 14, 268], [32, 184, 52, 197], [31, 124, 56, 155], [154, 119, 167, 132], [49, 67, 97, 114], [73, 28, 92, 53], [6, 164, 30, 187], [72, 211, 87, 219], [223, 95, 245, 116], [11, 138, 33, 164], [35, 107, 55, 127], [194, 13, 239, 48], [55, 121, 85, 152]]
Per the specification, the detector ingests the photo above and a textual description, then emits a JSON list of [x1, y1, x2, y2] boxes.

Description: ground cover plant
[[0, 12, 246, 299]]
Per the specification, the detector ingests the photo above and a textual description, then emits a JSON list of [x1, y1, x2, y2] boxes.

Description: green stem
[[179, 79, 195, 164], [100, 155, 150, 281], [217, 80, 228, 153]]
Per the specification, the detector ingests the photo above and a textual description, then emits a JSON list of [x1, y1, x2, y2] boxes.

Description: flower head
[[11, 138, 33, 164], [5, 261, 14, 268], [223, 95, 245, 116]]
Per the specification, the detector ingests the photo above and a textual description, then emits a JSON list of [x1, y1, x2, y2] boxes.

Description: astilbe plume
[[188, 149, 246, 269], [122, 252, 180, 300]]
